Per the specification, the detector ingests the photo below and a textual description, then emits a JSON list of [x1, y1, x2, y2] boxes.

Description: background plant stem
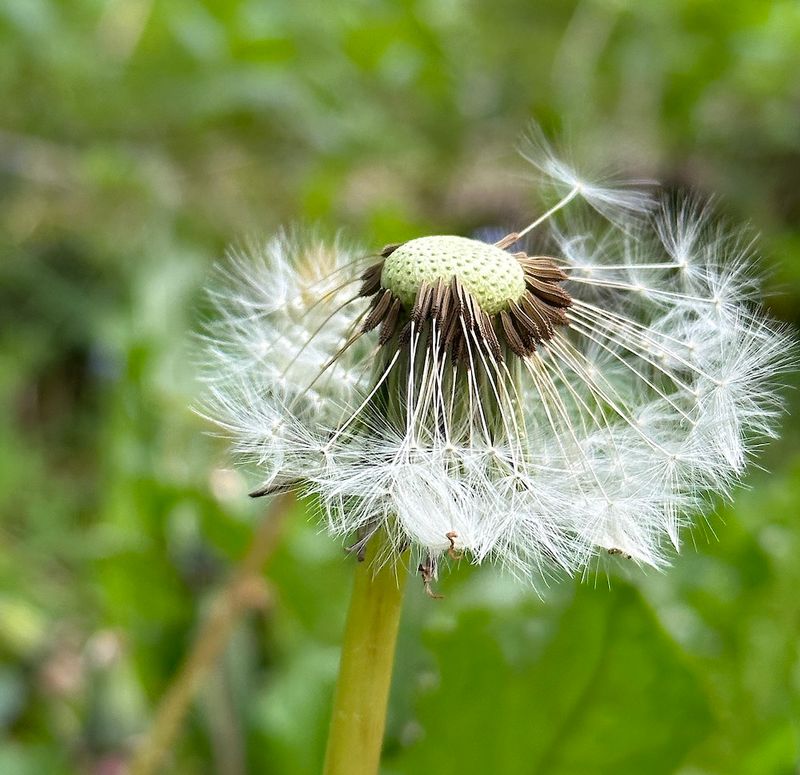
[[130, 491, 295, 775], [323, 534, 409, 775]]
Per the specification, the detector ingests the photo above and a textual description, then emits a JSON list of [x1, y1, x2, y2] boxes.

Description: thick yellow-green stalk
[[323, 534, 408, 775]]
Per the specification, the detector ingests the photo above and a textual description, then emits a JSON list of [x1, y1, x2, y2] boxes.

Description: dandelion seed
[[199, 136, 795, 585], [517, 123, 656, 227]]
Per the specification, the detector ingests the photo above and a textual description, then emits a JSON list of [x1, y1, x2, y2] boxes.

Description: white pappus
[[198, 134, 795, 590]]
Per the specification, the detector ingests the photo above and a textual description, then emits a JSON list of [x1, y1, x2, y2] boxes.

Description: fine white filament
[[199, 140, 794, 583]]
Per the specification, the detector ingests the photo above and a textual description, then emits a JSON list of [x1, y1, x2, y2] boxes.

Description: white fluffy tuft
[[199, 171, 795, 585]]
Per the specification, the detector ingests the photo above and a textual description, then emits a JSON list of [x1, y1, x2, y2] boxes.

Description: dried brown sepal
[[537, 297, 569, 327], [508, 302, 542, 350], [478, 310, 503, 362], [518, 256, 569, 282], [441, 298, 462, 351], [452, 276, 473, 328], [362, 288, 395, 333], [430, 277, 447, 320], [525, 276, 573, 308], [380, 243, 403, 258], [515, 296, 549, 340], [500, 309, 532, 357], [411, 283, 433, 324], [494, 231, 520, 250], [398, 320, 414, 346], [491, 251, 574, 355], [379, 296, 403, 345], [359, 261, 384, 298]]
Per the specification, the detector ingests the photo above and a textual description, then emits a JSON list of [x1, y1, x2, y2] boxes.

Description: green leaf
[[390, 583, 712, 775]]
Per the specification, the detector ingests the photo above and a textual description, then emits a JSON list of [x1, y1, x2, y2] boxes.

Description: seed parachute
[[199, 133, 794, 586]]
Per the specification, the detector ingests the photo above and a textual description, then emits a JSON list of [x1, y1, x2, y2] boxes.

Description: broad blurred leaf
[[390, 584, 712, 775]]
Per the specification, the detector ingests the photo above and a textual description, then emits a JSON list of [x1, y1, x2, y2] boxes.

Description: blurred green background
[[2, 1, 799, 773]]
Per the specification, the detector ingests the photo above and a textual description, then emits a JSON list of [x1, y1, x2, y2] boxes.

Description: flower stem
[[323, 534, 409, 775]]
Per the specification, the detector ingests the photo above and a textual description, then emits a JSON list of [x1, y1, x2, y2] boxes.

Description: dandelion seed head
[[199, 129, 796, 587]]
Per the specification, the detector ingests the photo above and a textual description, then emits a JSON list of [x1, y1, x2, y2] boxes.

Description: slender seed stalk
[[323, 533, 409, 775], [131, 492, 295, 775]]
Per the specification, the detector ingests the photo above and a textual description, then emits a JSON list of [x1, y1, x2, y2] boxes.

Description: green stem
[[323, 534, 409, 775]]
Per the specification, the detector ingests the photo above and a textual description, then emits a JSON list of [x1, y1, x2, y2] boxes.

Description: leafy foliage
[[390, 584, 713, 775]]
